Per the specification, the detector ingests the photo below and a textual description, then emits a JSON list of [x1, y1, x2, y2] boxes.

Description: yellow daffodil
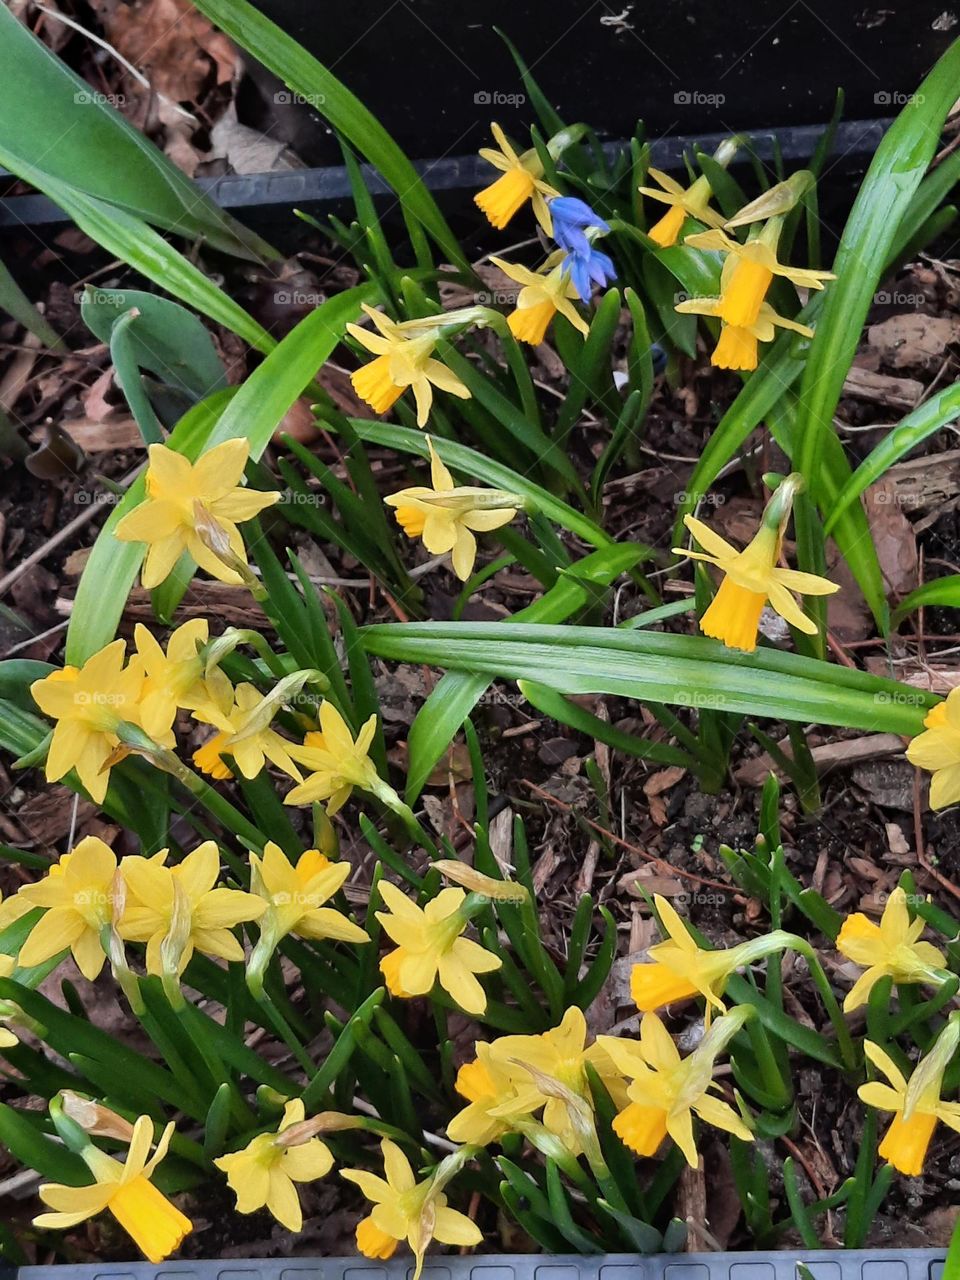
[[683, 222, 834, 329], [30, 640, 145, 803], [384, 436, 520, 581], [675, 294, 814, 371], [119, 841, 265, 977], [247, 843, 368, 993], [631, 893, 795, 1024], [598, 1007, 754, 1167], [342, 1139, 481, 1278], [906, 691, 960, 810], [675, 475, 839, 652], [488, 255, 589, 345], [477, 1006, 627, 1155], [15, 837, 120, 981], [447, 1042, 528, 1146], [285, 704, 383, 813], [346, 305, 470, 427], [859, 1016, 960, 1176], [837, 885, 947, 1011], [115, 438, 279, 589], [133, 620, 233, 741], [674, 217, 832, 370], [193, 682, 303, 782], [640, 172, 725, 247], [475, 122, 559, 233], [375, 882, 501, 1015], [35, 1114, 191, 1263], [215, 1098, 334, 1231]]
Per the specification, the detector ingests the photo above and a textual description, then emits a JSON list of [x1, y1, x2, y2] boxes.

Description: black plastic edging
[[0, 118, 890, 232], [1, 1249, 948, 1280]]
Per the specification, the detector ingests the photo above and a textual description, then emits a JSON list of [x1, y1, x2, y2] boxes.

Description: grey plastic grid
[[3, 1250, 949, 1280]]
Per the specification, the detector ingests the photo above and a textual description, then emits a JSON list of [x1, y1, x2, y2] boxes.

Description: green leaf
[[188, 0, 466, 270], [796, 39, 960, 501], [361, 621, 935, 738], [81, 288, 228, 404], [0, 6, 274, 262], [0, 1103, 88, 1184], [0, 258, 63, 350], [403, 545, 643, 802], [824, 381, 960, 536], [893, 574, 960, 624]]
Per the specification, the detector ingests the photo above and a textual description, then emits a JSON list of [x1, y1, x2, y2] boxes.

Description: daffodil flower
[[683, 222, 834, 329], [285, 703, 388, 813], [15, 836, 121, 981], [115, 439, 280, 590], [247, 843, 369, 994], [119, 841, 266, 977], [475, 122, 559, 233], [598, 1007, 754, 1167], [837, 885, 947, 1011], [859, 1015, 960, 1176], [906, 691, 960, 810], [192, 682, 304, 782], [447, 1043, 529, 1146], [215, 1098, 334, 1232], [35, 1113, 191, 1263], [674, 475, 839, 652], [384, 436, 520, 581], [639, 169, 726, 247], [341, 1139, 481, 1278], [133, 619, 233, 741], [30, 640, 145, 803], [476, 1006, 627, 1155], [675, 293, 814, 371], [674, 218, 832, 369], [631, 893, 796, 1024], [375, 882, 501, 1015], [346, 304, 470, 427], [488, 255, 589, 345]]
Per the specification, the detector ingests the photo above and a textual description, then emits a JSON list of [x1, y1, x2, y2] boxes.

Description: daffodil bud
[[192, 500, 264, 596], [726, 171, 815, 229], [434, 860, 528, 904], [275, 1111, 364, 1147]]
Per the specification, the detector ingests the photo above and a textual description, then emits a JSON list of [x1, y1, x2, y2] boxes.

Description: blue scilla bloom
[[549, 196, 611, 253], [548, 196, 616, 301], [564, 244, 616, 302]]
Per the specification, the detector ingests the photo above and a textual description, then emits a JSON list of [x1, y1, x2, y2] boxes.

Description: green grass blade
[[795, 39, 960, 488]]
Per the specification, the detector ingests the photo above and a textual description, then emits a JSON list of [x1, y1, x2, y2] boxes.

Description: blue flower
[[548, 196, 616, 302]]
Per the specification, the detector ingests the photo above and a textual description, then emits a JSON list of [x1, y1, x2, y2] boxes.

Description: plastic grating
[[3, 1250, 948, 1280]]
